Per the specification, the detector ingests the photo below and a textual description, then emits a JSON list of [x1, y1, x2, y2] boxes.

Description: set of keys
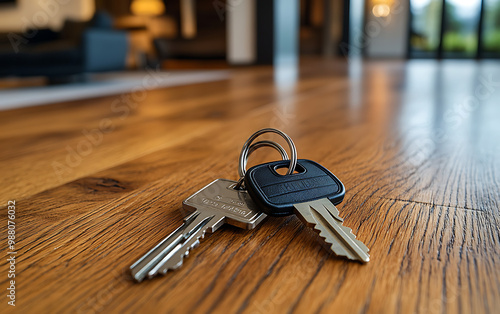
[[130, 128, 370, 282]]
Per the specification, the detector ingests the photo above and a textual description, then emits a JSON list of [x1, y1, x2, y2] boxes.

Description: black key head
[[244, 159, 345, 216]]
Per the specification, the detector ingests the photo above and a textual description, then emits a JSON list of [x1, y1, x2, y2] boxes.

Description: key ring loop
[[238, 128, 297, 178], [234, 140, 289, 190], [248, 140, 289, 160]]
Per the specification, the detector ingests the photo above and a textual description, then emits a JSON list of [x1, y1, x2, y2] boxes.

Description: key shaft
[[130, 213, 199, 282], [150, 210, 225, 276]]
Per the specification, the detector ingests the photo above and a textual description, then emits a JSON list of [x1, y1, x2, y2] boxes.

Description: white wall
[[227, 0, 256, 65], [365, 0, 409, 58], [0, 0, 95, 32]]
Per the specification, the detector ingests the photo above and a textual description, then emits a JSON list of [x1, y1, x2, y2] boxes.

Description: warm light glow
[[372, 4, 391, 17], [131, 0, 165, 16]]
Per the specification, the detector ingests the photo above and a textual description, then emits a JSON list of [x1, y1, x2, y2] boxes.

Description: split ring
[[238, 128, 297, 178], [234, 139, 289, 190]]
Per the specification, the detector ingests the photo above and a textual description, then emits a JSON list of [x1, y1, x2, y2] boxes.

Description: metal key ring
[[238, 128, 297, 178], [248, 140, 289, 160], [234, 140, 289, 190]]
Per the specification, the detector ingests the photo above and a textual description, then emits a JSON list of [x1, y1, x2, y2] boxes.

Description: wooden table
[[1, 59, 499, 313]]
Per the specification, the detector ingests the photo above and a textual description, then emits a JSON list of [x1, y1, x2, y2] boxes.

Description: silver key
[[130, 135, 294, 281], [130, 179, 266, 282]]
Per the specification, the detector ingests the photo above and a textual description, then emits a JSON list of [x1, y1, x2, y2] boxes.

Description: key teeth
[[311, 222, 370, 261], [337, 224, 369, 252], [158, 230, 207, 276], [134, 206, 228, 282]]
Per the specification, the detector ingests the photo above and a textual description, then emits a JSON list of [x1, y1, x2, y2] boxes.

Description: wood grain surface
[[0, 59, 499, 314]]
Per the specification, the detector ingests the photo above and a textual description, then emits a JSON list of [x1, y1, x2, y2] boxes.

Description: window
[[442, 0, 482, 57], [409, 0, 500, 58], [482, 0, 500, 56], [410, 0, 443, 57]]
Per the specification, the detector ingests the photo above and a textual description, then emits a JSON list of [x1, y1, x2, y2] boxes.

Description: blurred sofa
[[0, 12, 128, 80]]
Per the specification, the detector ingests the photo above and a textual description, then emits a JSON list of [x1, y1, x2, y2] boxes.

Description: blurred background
[[0, 0, 499, 109]]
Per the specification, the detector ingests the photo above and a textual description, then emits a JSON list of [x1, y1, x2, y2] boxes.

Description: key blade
[[149, 211, 226, 277], [294, 199, 370, 263], [130, 212, 200, 282]]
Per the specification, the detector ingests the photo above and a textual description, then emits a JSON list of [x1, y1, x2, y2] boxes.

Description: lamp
[[130, 0, 165, 16], [372, 0, 392, 18]]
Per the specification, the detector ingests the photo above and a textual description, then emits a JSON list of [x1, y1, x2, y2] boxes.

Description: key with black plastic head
[[244, 159, 370, 263]]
